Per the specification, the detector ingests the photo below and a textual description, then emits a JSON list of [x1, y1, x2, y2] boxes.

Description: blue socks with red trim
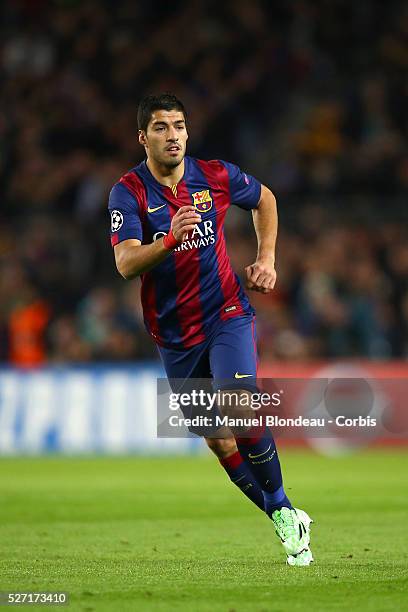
[[219, 450, 265, 511], [235, 426, 293, 517]]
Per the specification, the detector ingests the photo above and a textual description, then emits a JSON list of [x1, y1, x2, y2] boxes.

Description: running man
[[108, 93, 313, 566]]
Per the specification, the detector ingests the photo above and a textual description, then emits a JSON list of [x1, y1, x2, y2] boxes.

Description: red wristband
[[163, 229, 179, 251]]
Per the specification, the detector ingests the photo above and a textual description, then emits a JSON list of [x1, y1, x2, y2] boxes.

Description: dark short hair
[[137, 93, 187, 132]]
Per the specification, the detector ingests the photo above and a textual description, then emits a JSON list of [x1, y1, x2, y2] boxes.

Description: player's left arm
[[245, 184, 277, 294]]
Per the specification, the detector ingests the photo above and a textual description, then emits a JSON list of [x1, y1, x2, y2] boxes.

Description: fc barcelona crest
[[192, 189, 213, 213]]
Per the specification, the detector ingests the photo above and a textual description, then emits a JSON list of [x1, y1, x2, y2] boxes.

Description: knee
[[205, 436, 237, 459], [218, 389, 253, 417], [218, 389, 255, 435]]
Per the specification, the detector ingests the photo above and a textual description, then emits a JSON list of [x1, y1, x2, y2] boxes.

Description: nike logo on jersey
[[234, 372, 253, 379], [148, 204, 166, 213]]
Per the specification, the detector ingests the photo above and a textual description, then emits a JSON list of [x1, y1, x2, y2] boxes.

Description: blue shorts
[[158, 314, 258, 393], [158, 314, 258, 436]]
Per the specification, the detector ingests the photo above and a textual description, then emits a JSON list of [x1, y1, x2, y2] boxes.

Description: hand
[[245, 258, 277, 293], [171, 206, 202, 243]]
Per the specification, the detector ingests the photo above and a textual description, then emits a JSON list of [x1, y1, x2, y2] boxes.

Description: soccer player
[[108, 93, 313, 566]]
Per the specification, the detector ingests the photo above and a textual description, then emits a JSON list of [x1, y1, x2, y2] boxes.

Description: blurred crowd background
[[0, 0, 407, 366]]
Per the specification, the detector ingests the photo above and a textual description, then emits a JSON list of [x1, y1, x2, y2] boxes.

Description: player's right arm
[[114, 208, 201, 279], [109, 181, 201, 278]]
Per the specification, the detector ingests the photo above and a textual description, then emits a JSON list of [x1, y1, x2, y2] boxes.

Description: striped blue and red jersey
[[108, 156, 261, 349]]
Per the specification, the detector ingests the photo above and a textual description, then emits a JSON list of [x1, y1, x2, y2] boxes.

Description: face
[[139, 109, 188, 168]]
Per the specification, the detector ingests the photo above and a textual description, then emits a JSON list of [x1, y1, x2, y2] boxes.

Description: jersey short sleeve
[[220, 160, 261, 210], [108, 182, 143, 246]]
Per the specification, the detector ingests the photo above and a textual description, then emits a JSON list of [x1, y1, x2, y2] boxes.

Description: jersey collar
[[137, 156, 190, 189]]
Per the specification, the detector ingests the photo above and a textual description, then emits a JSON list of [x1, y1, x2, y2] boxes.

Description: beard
[[161, 157, 183, 168], [154, 147, 185, 169]]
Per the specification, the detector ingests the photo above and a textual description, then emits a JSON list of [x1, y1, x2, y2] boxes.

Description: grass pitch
[[0, 450, 407, 611]]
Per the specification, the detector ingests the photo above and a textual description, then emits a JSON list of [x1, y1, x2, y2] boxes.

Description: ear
[[138, 130, 147, 146]]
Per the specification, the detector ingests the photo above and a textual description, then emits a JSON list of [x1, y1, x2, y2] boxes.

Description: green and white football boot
[[287, 547, 314, 567], [271, 507, 314, 565]]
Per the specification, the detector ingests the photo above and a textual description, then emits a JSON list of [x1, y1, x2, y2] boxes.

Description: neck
[[146, 157, 185, 187]]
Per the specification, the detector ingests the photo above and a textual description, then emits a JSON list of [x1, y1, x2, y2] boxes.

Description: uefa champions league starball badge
[[111, 210, 124, 232]]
